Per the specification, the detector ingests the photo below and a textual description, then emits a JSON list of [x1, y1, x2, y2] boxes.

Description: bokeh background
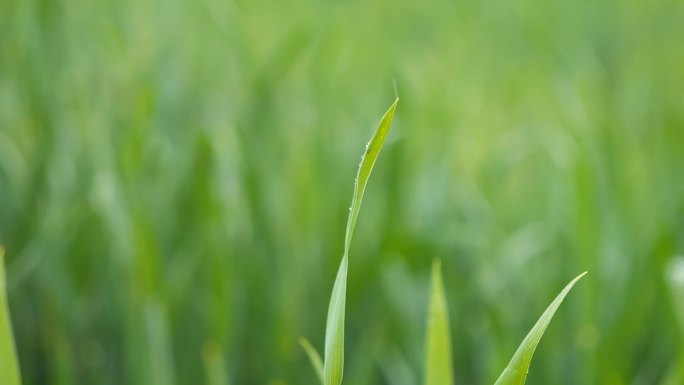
[[1, 0, 684, 384]]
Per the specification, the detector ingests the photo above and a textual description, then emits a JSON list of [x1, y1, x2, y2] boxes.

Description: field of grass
[[1, 0, 684, 384]]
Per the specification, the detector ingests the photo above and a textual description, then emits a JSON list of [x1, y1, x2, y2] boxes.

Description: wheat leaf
[[323, 99, 398, 385], [424, 259, 454, 385], [493, 272, 587, 385]]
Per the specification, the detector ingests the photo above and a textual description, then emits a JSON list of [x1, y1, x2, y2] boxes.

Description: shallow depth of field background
[[1, 0, 684, 384]]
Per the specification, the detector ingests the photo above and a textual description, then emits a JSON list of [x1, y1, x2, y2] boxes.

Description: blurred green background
[[1, 0, 684, 384]]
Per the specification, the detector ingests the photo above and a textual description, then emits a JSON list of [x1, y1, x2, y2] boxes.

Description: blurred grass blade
[[203, 342, 230, 385], [424, 260, 454, 385], [144, 298, 176, 385], [666, 256, 684, 333], [660, 357, 684, 385], [52, 333, 74, 385], [0, 247, 22, 385], [299, 337, 324, 384], [494, 272, 587, 385], [323, 99, 398, 385], [662, 257, 684, 385]]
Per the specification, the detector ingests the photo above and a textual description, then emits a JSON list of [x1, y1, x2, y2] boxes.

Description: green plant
[[424, 260, 454, 385], [425, 261, 585, 385], [301, 98, 399, 385], [301, 99, 587, 385], [491, 271, 587, 385]]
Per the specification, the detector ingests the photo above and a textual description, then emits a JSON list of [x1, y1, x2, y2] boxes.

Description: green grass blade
[[666, 257, 684, 333], [0, 247, 22, 385], [203, 342, 230, 385], [144, 298, 176, 385], [493, 272, 587, 385], [299, 337, 325, 385], [323, 99, 398, 385], [323, 243, 348, 385], [663, 258, 684, 385], [343, 98, 399, 255], [424, 260, 454, 385]]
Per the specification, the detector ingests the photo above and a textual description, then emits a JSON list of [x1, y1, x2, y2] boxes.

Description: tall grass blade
[[424, 259, 454, 385], [0, 247, 22, 385], [323, 99, 399, 385], [324, 256, 347, 385], [493, 272, 587, 385], [299, 337, 324, 384]]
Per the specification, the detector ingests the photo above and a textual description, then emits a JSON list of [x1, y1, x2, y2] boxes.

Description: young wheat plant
[[301, 99, 586, 385]]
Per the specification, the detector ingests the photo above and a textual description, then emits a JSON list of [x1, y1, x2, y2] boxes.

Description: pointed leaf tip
[[494, 272, 587, 385], [425, 259, 454, 385], [343, 99, 398, 254]]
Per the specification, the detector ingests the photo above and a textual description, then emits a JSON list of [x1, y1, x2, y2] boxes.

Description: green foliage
[[422, 262, 585, 385], [304, 99, 398, 385], [0, 247, 21, 385], [1, 0, 684, 383], [493, 272, 587, 385], [424, 260, 454, 385], [343, 99, 399, 256], [323, 256, 347, 385]]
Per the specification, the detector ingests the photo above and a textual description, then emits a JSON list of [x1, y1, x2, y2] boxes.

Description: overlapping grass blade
[[322, 98, 399, 385], [0, 247, 22, 385], [493, 272, 587, 385], [424, 259, 454, 385], [299, 337, 324, 384]]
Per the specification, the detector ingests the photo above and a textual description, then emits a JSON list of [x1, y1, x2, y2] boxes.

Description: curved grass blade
[[299, 337, 324, 384], [493, 272, 587, 385], [343, 98, 398, 255], [323, 99, 399, 385], [424, 260, 454, 385], [0, 247, 22, 385]]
